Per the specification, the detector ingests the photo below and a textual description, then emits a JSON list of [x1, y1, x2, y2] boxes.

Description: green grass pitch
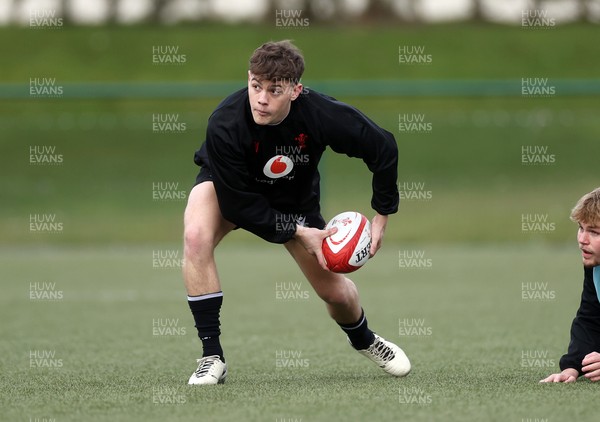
[[1, 243, 598, 421]]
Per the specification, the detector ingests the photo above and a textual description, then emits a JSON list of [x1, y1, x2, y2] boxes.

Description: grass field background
[[1, 22, 600, 421], [1, 24, 600, 244], [1, 244, 596, 421]]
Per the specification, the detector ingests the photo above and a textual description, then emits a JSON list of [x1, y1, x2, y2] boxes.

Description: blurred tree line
[[6, 0, 600, 24]]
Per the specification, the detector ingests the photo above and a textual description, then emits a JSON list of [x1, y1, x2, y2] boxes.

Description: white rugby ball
[[322, 211, 371, 273]]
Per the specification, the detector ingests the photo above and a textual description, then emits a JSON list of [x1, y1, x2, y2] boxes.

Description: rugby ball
[[323, 211, 372, 273]]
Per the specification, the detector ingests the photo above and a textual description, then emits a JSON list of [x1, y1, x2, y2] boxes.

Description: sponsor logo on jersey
[[263, 155, 294, 179]]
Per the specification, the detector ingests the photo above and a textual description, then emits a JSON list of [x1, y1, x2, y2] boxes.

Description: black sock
[[338, 309, 375, 350], [187, 292, 225, 362]]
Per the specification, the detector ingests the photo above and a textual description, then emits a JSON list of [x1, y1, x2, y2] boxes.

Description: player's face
[[247, 72, 303, 125], [577, 221, 600, 267]]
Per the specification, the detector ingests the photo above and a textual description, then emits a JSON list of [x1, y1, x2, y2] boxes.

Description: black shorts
[[194, 166, 326, 230]]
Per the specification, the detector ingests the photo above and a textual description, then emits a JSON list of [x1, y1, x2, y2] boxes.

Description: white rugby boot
[[188, 355, 227, 385], [353, 334, 411, 377]]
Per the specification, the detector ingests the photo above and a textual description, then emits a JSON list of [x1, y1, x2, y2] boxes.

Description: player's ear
[[291, 83, 303, 101]]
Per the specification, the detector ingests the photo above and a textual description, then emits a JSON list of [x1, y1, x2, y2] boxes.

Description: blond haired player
[[541, 188, 600, 383]]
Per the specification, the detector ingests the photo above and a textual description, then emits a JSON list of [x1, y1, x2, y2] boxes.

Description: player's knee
[[317, 284, 355, 307], [318, 290, 347, 306], [183, 223, 217, 258]]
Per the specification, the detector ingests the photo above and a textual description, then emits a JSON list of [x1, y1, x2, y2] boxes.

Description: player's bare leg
[[284, 238, 362, 323], [183, 182, 235, 385], [183, 182, 234, 296], [285, 239, 411, 377]]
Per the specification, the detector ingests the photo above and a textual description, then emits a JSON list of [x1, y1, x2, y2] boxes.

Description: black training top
[[194, 88, 399, 244], [560, 266, 600, 375]]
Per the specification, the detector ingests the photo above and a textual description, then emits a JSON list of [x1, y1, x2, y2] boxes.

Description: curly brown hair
[[249, 40, 304, 82]]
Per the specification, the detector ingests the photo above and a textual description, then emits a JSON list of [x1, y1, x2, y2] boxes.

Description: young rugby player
[[541, 188, 600, 383], [183, 40, 410, 385]]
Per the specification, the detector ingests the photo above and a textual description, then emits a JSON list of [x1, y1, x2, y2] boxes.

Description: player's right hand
[[294, 225, 337, 271]]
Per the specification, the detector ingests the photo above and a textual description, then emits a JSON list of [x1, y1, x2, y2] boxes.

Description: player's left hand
[[369, 213, 388, 257], [581, 352, 600, 381]]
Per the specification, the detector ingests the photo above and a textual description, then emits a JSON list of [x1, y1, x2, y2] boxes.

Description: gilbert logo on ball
[[323, 211, 372, 273], [263, 155, 293, 178]]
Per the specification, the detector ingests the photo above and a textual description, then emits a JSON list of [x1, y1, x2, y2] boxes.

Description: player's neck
[[268, 105, 292, 126]]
